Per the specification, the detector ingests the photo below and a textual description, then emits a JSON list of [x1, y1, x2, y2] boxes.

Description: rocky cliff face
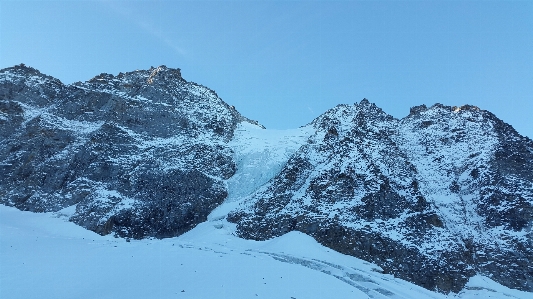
[[0, 64, 260, 239], [1, 65, 531, 294], [228, 100, 533, 293]]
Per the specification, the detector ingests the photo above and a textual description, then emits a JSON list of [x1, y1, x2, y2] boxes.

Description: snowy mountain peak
[[1, 65, 531, 295], [1, 65, 64, 94], [228, 98, 533, 293], [0, 64, 254, 238], [1, 63, 59, 82], [87, 65, 184, 85]]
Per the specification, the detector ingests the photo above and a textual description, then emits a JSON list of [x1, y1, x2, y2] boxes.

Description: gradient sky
[[1, 0, 532, 138]]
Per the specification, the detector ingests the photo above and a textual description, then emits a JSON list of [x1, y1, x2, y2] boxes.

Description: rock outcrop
[[228, 100, 533, 293], [0, 64, 260, 238]]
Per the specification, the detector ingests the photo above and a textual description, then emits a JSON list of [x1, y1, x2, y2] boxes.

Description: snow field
[[0, 205, 363, 299], [2, 204, 531, 299]]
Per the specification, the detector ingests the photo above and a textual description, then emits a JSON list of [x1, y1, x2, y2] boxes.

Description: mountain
[[228, 100, 533, 293], [1, 64, 531, 294], [0, 64, 262, 239]]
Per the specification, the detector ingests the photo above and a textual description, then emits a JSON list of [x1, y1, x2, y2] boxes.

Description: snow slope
[[1, 201, 531, 298], [209, 122, 314, 221]]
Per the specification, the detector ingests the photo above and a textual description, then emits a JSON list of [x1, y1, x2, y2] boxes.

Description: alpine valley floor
[[1, 204, 530, 299]]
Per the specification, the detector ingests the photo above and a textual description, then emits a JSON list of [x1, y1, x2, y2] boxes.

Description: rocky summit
[[228, 100, 533, 293], [0, 64, 260, 239], [1, 64, 532, 294]]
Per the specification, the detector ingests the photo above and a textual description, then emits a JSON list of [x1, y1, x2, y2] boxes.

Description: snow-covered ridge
[[0, 64, 262, 239], [0, 64, 63, 88], [228, 99, 533, 293], [1, 65, 531, 295], [397, 104, 500, 241]]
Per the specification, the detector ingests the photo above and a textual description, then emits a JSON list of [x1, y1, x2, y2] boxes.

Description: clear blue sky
[[1, 1, 532, 138]]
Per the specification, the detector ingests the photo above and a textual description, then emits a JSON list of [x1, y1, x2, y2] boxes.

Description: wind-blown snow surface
[[1, 205, 530, 299]]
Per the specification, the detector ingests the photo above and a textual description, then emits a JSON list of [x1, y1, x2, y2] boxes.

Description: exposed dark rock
[[0, 64, 258, 239], [228, 99, 533, 293]]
